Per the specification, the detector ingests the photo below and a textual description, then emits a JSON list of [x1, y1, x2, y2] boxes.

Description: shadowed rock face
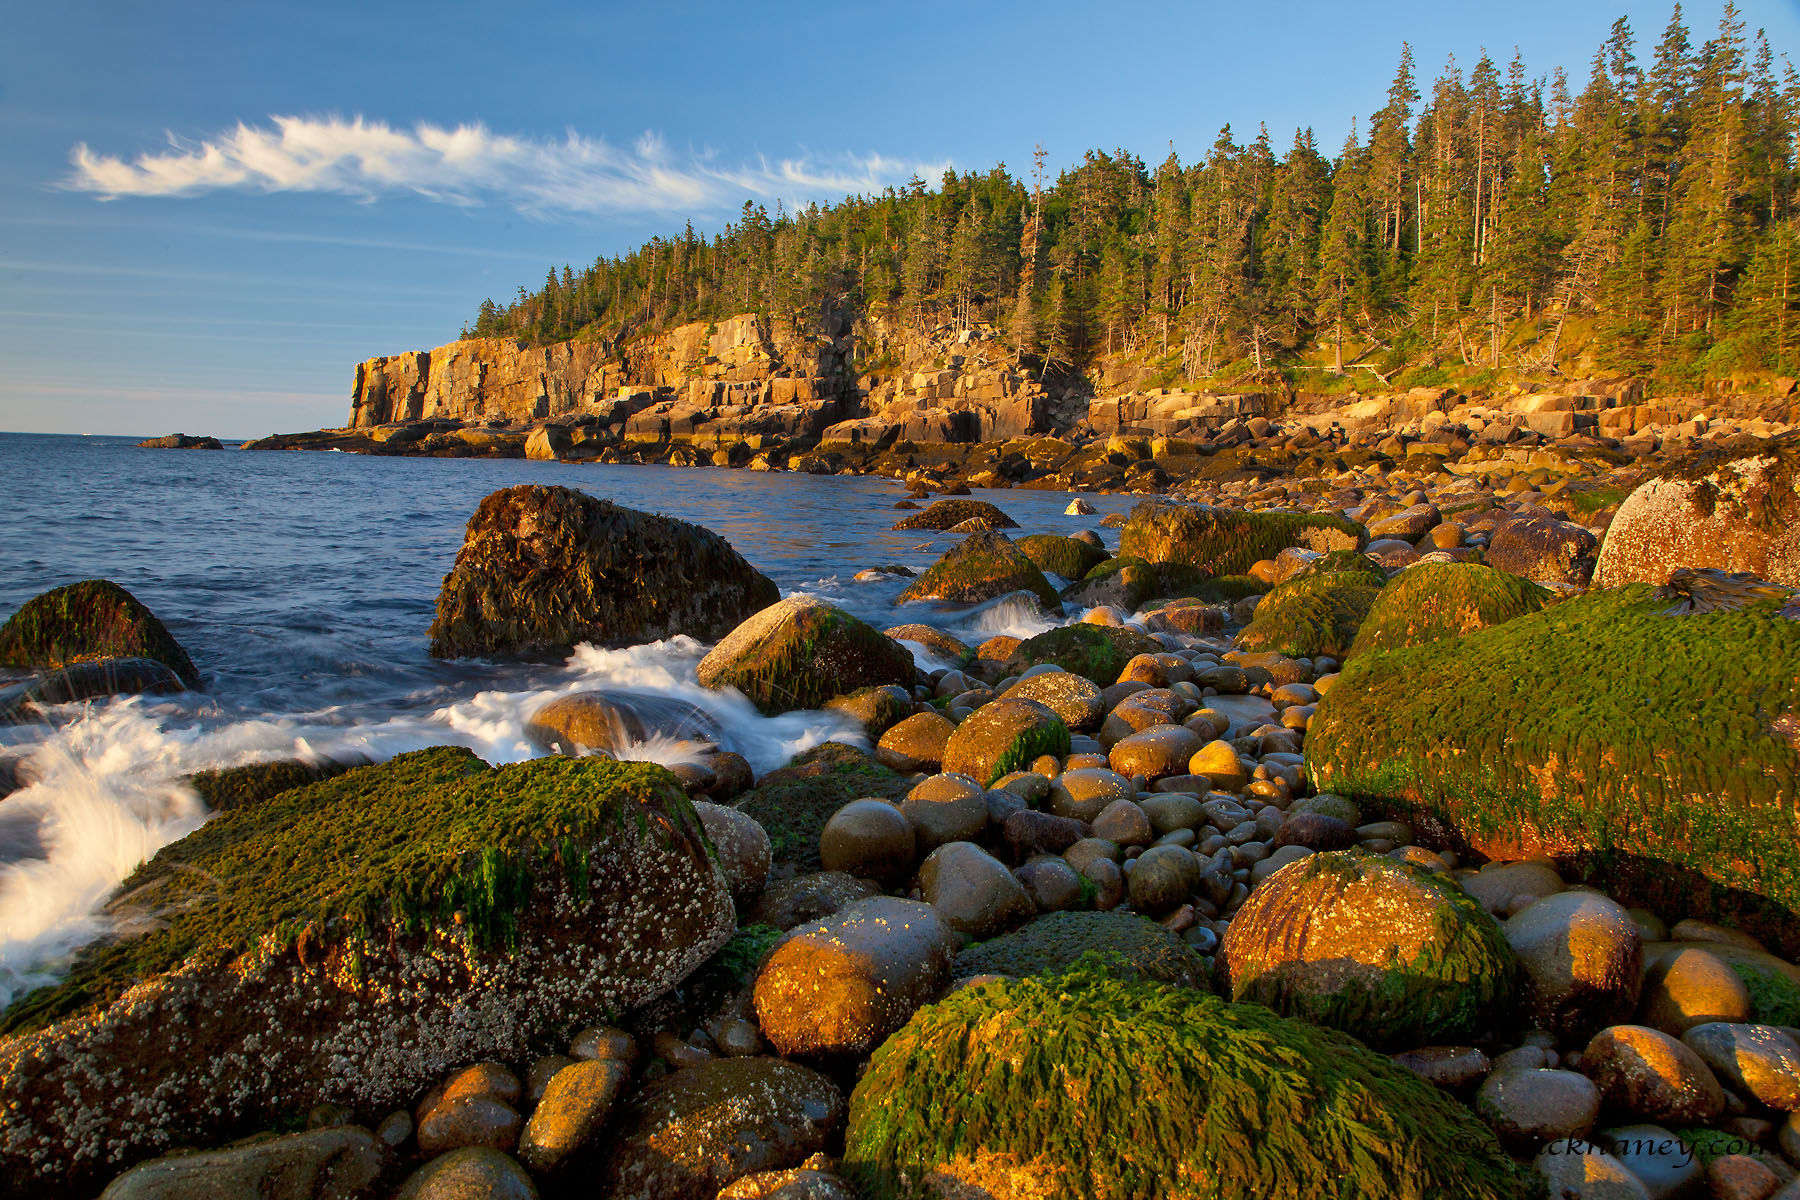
[[427, 485, 778, 660], [0, 751, 735, 1200], [0, 580, 200, 689], [1595, 434, 1800, 587]]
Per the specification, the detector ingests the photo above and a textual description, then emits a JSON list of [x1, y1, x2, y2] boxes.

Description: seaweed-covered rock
[[1119, 501, 1365, 576], [0, 579, 199, 687], [1232, 571, 1381, 659], [939, 698, 1070, 786], [1307, 586, 1800, 956], [1347, 562, 1552, 658], [602, 1056, 844, 1200], [891, 499, 1018, 532], [752, 897, 955, 1058], [185, 757, 357, 813], [1594, 432, 1800, 587], [1014, 534, 1107, 581], [428, 485, 778, 659], [0, 749, 734, 1197], [697, 596, 914, 716], [897, 532, 1061, 613], [824, 685, 914, 738], [733, 743, 908, 870], [952, 910, 1208, 986], [1219, 851, 1517, 1048], [1485, 511, 1599, 586], [842, 967, 1535, 1200], [1060, 556, 1230, 612], [1005, 624, 1161, 682]]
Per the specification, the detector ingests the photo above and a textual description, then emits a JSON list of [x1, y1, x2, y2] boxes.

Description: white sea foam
[[0, 634, 861, 1005]]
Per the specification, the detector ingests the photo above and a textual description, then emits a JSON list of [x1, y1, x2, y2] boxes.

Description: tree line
[[466, 4, 1800, 389]]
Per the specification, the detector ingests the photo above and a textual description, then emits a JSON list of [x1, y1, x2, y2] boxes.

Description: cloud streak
[[66, 116, 943, 216]]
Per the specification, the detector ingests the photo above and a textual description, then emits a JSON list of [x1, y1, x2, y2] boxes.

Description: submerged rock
[[0, 656, 187, 722], [525, 690, 720, 755], [891, 499, 1018, 531], [428, 485, 777, 659], [0, 750, 734, 1196]]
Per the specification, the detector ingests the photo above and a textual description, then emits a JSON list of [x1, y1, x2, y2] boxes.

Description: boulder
[[185, 757, 357, 813], [1681, 1022, 1800, 1110], [1013, 534, 1107, 581], [0, 579, 199, 687], [0, 750, 734, 1196], [602, 1057, 844, 1200], [518, 1058, 630, 1173], [747, 872, 878, 931], [880, 624, 971, 664], [0, 657, 188, 722], [952, 909, 1208, 985], [897, 774, 989, 853], [938, 698, 1069, 786], [697, 596, 913, 715], [524, 425, 571, 461], [1347, 562, 1551, 658], [732, 744, 907, 870], [1579, 1025, 1725, 1124], [694, 802, 772, 907], [525, 690, 719, 755], [1504, 892, 1644, 1041], [1233, 571, 1381, 660], [1594, 433, 1800, 587], [817, 799, 915, 884], [897, 532, 1062, 613], [1485, 511, 1599, 586], [1004, 624, 1161, 681], [999, 669, 1105, 732], [842, 967, 1534, 1199], [891, 499, 1018, 531], [428, 485, 778, 659], [752, 897, 955, 1057], [1220, 851, 1517, 1048], [1119, 501, 1365, 576], [916, 842, 1033, 938], [823, 685, 913, 738], [873, 712, 954, 773], [1307, 586, 1800, 956], [96, 1127, 384, 1200], [1474, 1068, 1601, 1149]]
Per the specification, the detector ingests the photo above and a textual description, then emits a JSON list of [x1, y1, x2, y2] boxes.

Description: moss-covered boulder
[[1005, 624, 1161, 682], [185, 757, 357, 813], [1119, 501, 1365, 577], [1594, 431, 1800, 587], [1307, 586, 1800, 957], [897, 532, 1061, 613], [1232, 570, 1381, 659], [0, 748, 734, 1197], [1015, 534, 1108, 581], [732, 743, 909, 869], [842, 966, 1536, 1200], [892, 498, 1018, 532], [428, 485, 778, 659], [697, 596, 914, 716], [0, 579, 199, 687], [939, 698, 1070, 786], [1219, 851, 1517, 1048], [952, 910, 1208, 986], [1348, 561, 1552, 658]]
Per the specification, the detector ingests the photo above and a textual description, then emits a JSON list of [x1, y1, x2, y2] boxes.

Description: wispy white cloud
[[65, 116, 944, 215]]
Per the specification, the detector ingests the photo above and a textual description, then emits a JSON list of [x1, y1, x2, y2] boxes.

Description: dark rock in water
[[134, 433, 222, 450], [0, 657, 186, 723], [697, 596, 914, 716], [94, 1125, 384, 1200], [891, 498, 1017, 531], [0, 579, 199, 688], [0, 749, 734, 1198], [428, 485, 778, 660], [601, 1056, 844, 1200], [185, 757, 360, 812], [526, 690, 721, 756]]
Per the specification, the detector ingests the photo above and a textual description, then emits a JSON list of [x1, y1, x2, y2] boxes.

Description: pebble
[[395, 1147, 539, 1200], [1682, 1023, 1800, 1111], [1534, 1139, 1651, 1199], [1391, 1045, 1492, 1090], [1595, 1124, 1701, 1200], [1641, 947, 1753, 1035], [416, 1095, 524, 1156], [518, 1058, 630, 1172]]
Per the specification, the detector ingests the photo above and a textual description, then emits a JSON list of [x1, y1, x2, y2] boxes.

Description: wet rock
[[0, 578, 200, 687], [823, 685, 914, 738], [873, 712, 954, 773], [1391, 1045, 1492, 1091], [752, 898, 955, 1057], [716, 1160, 856, 1200], [939, 698, 1069, 786], [1091, 798, 1152, 847], [695, 802, 772, 907], [748, 873, 878, 931], [917, 841, 1033, 939], [897, 773, 989, 853], [697, 596, 914, 716], [1476, 1067, 1601, 1149], [1533, 1139, 1651, 1200], [1126, 844, 1200, 916], [892, 499, 1018, 532], [898, 532, 1061, 612], [1485, 511, 1599, 586], [518, 1058, 630, 1173], [1681, 1022, 1800, 1111], [1581, 1024, 1725, 1124], [394, 1147, 538, 1199], [817, 799, 915, 885], [0, 657, 188, 722], [1000, 669, 1106, 732], [429, 486, 777, 659], [1641, 946, 1753, 1035], [1002, 809, 1087, 861], [417, 1095, 523, 1155], [97, 1127, 385, 1200], [1108, 725, 1204, 782], [1506, 891, 1644, 1041], [1595, 1124, 1703, 1200], [1463, 860, 1566, 915]]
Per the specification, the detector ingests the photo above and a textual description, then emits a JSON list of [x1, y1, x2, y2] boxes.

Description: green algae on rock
[[1119, 501, 1365, 577], [897, 531, 1062, 613], [185, 757, 358, 813], [939, 698, 1071, 786], [1219, 850, 1517, 1048], [0, 579, 199, 688], [1232, 570, 1381, 659], [953, 910, 1209, 987], [1005, 624, 1161, 683], [843, 965, 1536, 1200], [1307, 585, 1800, 956], [428, 485, 778, 659], [731, 742, 909, 869], [696, 595, 914, 716], [891, 498, 1019, 531], [1347, 561, 1551, 658], [0, 748, 734, 1198], [1014, 534, 1108, 581]]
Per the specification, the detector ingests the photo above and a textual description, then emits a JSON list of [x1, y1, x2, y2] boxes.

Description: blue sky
[[5, 0, 1798, 438]]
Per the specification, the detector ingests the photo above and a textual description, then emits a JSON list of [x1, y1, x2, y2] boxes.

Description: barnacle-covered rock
[[0, 749, 734, 1198], [1307, 586, 1800, 956]]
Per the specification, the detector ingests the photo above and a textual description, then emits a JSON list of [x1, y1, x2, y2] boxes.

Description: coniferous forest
[[468, 5, 1800, 391]]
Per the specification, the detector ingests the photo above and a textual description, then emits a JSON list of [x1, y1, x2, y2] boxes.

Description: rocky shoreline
[[3, 434, 1800, 1199]]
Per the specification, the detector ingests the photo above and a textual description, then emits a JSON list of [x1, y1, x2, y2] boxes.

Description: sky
[[4, 0, 1800, 438]]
